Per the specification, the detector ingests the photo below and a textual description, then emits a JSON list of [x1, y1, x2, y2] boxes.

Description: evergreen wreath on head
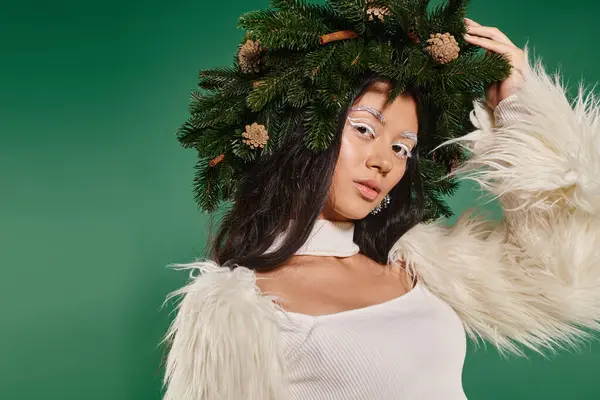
[[177, 0, 511, 219]]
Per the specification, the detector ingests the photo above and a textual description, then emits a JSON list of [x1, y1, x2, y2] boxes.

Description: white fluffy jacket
[[161, 52, 600, 400]]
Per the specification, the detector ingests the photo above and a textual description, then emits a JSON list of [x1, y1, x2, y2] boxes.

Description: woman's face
[[320, 80, 419, 221]]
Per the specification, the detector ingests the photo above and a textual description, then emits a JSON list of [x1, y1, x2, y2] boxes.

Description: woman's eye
[[356, 126, 369, 135], [348, 118, 375, 138], [393, 143, 412, 159]]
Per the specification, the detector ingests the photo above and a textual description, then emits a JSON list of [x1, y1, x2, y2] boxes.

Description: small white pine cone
[[367, 6, 389, 22], [242, 122, 269, 149]]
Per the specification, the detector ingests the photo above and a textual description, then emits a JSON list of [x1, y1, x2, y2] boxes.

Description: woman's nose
[[366, 151, 393, 174]]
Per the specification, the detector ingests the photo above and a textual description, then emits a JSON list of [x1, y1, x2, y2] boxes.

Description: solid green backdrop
[[1, 0, 598, 399]]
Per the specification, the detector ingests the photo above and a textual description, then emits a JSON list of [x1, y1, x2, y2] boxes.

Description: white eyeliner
[[397, 131, 418, 158], [348, 117, 376, 137], [394, 143, 413, 158], [348, 118, 417, 159]]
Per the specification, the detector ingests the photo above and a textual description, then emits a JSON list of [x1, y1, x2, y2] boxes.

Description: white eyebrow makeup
[[350, 106, 386, 124], [347, 112, 418, 159]]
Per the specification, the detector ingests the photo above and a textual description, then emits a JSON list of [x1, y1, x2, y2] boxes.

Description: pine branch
[[433, 52, 511, 90], [392, 46, 431, 89], [189, 92, 247, 129], [445, 0, 472, 16], [271, 0, 338, 23], [303, 45, 338, 82], [285, 82, 315, 108], [246, 68, 302, 111], [423, 191, 454, 220], [262, 49, 305, 71], [327, 65, 360, 104], [194, 127, 233, 159], [198, 67, 239, 91], [218, 162, 236, 201], [192, 158, 223, 213], [220, 74, 254, 98], [303, 103, 337, 150], [199, 61, 253, 97], [315, 88, 344, 114], [231, 137, 260, 162], [426, 88, 463, 113], [428, 0, 470, 34], [436, 109, 463, 138], [329, 0, 369, 35], [365, 40, 403, 80], [387, 79, 409, 104], [263, 106, 303, 155], [270, 0, 296, 9], [420, 155, 459, 220], [336, 38, 369, 76], [260, 106, 283, 156], [239, 9, 328, 51], [385, 0, 429, 34], [176, 120, 199, 148]]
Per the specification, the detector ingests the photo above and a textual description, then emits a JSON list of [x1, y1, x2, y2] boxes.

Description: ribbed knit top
[[274, 219, 468, 400]]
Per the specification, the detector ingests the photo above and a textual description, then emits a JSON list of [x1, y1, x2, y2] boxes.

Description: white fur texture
[[392, 49, 600, 358], [449, 48, 600, 214], [161, 50, 600, 399], [161, 261, 288, 400]]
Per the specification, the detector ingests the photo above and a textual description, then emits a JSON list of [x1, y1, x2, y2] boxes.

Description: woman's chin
[[331, 200, 375, 220], [323, 191, 379, 220]]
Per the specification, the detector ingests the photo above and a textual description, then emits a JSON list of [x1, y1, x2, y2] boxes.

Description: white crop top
[[270, 219, 469, 400]]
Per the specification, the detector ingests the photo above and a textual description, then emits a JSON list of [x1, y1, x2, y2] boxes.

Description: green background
[[1, 0, 598, 399]]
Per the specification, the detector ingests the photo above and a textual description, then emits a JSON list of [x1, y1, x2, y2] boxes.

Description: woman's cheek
[[331, 137, 360, 197], [339, 133, 362, 162]]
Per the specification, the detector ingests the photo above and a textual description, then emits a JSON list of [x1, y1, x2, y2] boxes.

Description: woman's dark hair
[[210, 75, 427, 272]]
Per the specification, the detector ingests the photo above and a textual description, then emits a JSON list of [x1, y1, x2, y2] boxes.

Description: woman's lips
[[355, 182, 379, 200]]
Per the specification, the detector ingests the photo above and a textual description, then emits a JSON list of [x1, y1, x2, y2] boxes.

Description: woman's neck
[[265, 218, 360, 258], [294, 219, 359, 257]]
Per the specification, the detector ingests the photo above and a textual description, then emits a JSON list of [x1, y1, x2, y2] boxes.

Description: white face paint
[[347, 116, 417, 160]]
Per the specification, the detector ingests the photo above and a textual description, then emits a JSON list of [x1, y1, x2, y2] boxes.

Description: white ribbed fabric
[[274, 219, 469, 400], [493, 92, 526, 127], [266, 219, 360, 257]]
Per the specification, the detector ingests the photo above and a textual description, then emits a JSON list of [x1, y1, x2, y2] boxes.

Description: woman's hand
[[463, 18, 525, 110]]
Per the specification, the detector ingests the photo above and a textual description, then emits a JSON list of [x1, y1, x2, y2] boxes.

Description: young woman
[[162, 11, 600, 400]]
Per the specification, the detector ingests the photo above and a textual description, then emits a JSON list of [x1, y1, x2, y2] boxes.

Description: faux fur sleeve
[[390, 49, 600, 358], [161, 261, 288, 400]]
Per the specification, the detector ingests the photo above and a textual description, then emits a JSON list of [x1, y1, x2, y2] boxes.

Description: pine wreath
[[177, 0, 511, 216]]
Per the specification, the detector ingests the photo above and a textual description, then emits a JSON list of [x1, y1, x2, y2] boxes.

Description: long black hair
[[211, 75, 427, 271]]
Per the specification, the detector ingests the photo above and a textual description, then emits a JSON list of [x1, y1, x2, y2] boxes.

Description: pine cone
[[238, 39, 263, 74], [432, 150, 463, 173], [449, 154, 463, 173], [367, 6, 389, 22], [425, 33, 460, 64], [242, 122, 269, 149]]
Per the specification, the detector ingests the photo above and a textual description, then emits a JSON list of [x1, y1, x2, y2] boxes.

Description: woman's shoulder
[[163, 260, 289, 400], [254, 262, 317, 313], [164, 260, 284, 331]]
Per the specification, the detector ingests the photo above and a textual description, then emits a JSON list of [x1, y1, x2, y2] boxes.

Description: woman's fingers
[[463, 18, 526, 108], [465, 26, 515, 46], [464, 18, 515, 46], [464, 17, 481, 27], [463, 34, 514, 55]]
